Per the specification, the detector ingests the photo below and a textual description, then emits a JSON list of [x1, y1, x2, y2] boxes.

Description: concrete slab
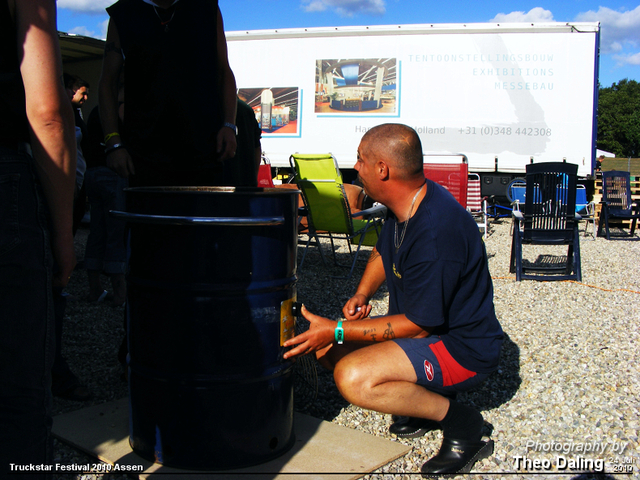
[[52, 398, 411, 480]]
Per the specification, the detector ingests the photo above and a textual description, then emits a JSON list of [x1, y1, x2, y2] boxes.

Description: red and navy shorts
[[394, 336, 489, 395]]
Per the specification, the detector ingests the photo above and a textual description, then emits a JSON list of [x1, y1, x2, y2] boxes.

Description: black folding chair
[[510, 162, 582, 281], [597, 170, 639, 240]]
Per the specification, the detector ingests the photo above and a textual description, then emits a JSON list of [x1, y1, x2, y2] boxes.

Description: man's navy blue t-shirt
[[377, 179, 503, 373]]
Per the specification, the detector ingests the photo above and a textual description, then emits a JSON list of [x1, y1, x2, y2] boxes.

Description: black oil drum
[[114, 187, 299, 470]]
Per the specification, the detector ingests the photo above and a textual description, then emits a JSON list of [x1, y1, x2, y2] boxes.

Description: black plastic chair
[[509, 162, 582, 281], [597, 170, 639, 240]]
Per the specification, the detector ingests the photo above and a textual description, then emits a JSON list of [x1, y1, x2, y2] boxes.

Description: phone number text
[[459, 126, 552, 136]]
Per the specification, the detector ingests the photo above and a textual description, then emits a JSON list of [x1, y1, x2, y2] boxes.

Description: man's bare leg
[[330, 341, 450, 421]]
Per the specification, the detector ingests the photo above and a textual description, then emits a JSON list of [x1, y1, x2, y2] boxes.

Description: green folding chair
[[289, 153, 386, 279]]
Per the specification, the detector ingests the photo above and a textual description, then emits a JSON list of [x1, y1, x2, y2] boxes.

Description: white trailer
[[226, 22, 600, 192]]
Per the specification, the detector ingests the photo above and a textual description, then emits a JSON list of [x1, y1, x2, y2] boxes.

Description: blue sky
[[56, 0, 640, 87]]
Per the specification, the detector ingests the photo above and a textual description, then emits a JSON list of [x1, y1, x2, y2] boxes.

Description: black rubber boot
[[421, 438, 494, 477], [389, 416, 441, 438]]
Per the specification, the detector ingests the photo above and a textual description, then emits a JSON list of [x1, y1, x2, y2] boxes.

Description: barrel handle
[[110, 210, 285, 226]]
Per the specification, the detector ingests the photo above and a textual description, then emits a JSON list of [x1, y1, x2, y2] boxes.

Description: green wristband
[[335, 321, 344, 345]]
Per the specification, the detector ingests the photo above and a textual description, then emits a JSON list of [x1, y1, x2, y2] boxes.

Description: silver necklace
[[394, 182, 425, 253], [153, 5, 176, 32]]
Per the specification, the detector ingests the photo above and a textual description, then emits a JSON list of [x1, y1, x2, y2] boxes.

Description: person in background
[[222, 96, 262, 187], [284, 124, 503, 476], [0, 0, 77, 476], [82, 78, 127, 307], [99, 0, 238, 188], [99, 1, 239, 382], [64, 72, 89, 118], [48, 73, 93, 402], [596, 154, 604, 173], [63, 72, 90, 233]]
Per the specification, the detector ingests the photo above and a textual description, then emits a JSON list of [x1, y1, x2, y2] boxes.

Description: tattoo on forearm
[[368, 250, 381, 263], [383, 322, 395, 340], [364, 328, 377, 341]]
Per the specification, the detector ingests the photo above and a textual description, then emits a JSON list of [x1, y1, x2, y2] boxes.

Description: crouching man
[[284, 124, 503, 476]]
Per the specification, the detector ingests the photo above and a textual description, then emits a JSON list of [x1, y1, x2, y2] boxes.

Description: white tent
[[596, 149, 615, 158]]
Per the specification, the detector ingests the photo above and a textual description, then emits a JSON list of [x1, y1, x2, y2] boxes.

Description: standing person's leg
[[0, 151, 55, 479], [51, 168, 92, 401], [84, 167, 108, 302], [72, 182, 87, 236], [104, 171, 127, 307], [50, 280, 91, 401]]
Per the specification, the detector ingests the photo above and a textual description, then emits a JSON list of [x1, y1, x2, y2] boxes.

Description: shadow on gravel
[[295, 365, 350, 422], [459, 332, 521, 411], [572, 475, 617, 480], [597, 233, 640, 241], [297, 243, 375, 279]]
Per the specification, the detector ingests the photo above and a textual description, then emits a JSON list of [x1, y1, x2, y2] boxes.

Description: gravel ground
[[51, 218, 640, 480]]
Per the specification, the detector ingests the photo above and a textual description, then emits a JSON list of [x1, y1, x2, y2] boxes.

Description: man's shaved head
[[361, 124, 423, 179]]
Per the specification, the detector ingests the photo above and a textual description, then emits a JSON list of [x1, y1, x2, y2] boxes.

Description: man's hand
[[106, 148, 135, 178], [343, 293, 372, 320], [283, 305, 336, 360], [216, 126, 237, 162]]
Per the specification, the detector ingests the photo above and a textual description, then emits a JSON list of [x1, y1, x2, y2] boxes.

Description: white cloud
[[68, 25, 95, 37], [490, 6, 640, 71], [613, 51, 640, 67], [489, 7, 554, 23], [57, 0, 112, 14], [608, 41, 624, 54], [100, 18, 110, 40], [301, 0, 385, 17], [575, 6, 640, 59], [62, 19, 108, 41]]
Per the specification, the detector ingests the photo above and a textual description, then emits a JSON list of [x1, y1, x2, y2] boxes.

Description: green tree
[[597, 79, 640, 157]]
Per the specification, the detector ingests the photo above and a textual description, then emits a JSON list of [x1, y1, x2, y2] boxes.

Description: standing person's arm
[[15, 0, 77, 287], [216, 7, 237, 161], [98, 19, 134, 178]]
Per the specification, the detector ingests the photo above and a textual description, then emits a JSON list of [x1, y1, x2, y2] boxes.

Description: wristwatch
[[334, 321, 344, 345], [223, 121, 238, 135]]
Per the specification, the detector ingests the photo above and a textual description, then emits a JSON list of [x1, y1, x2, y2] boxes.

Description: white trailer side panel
[[227, 23, 599, 177]]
